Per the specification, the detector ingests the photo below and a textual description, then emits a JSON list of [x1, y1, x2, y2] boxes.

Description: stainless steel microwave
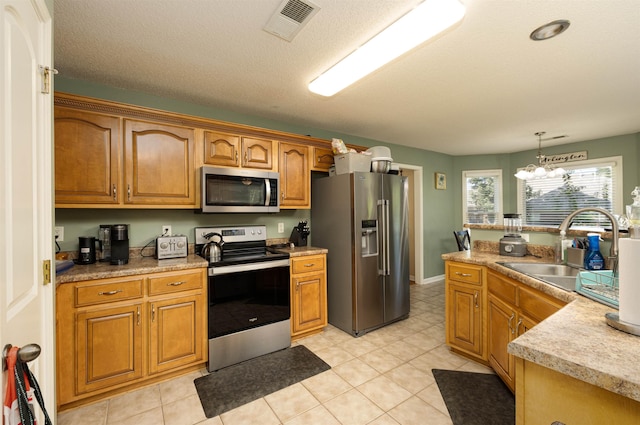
[[200, 166, 280, 213]]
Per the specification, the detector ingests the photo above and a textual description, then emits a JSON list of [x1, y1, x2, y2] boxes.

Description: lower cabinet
[[445, 261, 487, 362], [516, 358, 640, 425], [290, 254, 327, 339], [56, 268, 207, 410], [487, 269, 566, 392]]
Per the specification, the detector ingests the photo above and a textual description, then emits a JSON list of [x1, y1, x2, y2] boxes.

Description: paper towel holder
[[604, 312, 640, 337]]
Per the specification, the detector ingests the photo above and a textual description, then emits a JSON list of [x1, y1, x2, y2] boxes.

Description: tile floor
[[57, 281, 494, 425]]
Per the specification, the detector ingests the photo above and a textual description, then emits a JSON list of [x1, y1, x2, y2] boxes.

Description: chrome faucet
[[558, 207, 619, 273]]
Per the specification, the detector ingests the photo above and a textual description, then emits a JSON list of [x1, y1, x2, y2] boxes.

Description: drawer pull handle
[[474, 291, 479, 308], [517, 318, 523, 336], [151, 304, 155, 322], [455, 272, 472, 277], [304, 263, 315, 267], [167, 281, 186, 286], [508, 313, 516, 335], [137, 306, 141, 326], [98, 290, 123, 296], [112, 184, 117, 200]]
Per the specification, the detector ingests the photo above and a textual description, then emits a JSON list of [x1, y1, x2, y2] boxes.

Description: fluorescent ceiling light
[[308, 0, 465, 97]]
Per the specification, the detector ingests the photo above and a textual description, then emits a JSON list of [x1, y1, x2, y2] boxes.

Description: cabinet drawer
[[488, 271, 517, 305], [75, 277, 144, 307], [148, 269, 203, 296], [291, 255, 325, 275], [519, 286, 564, 323], [447, 262, 483, 285]]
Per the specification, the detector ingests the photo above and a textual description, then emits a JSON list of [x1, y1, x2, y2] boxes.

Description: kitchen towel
[[618, 238, 640, 325]]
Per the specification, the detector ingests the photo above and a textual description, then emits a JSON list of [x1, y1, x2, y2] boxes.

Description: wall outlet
[[278, 222, 284, 233], [54, 226, 64, 241], [162, 225, 172, 236]]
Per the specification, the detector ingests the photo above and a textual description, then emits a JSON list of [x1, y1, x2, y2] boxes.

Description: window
[[517, 156, 623, 227], [463, 170, 502, 225]]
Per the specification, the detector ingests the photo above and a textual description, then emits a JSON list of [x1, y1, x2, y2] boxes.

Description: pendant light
[[514, 132, 567, 180]]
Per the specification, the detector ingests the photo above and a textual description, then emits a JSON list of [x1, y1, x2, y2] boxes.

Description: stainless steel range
[[195, 225, 291, 372]]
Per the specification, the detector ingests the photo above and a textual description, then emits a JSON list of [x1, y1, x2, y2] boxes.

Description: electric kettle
[[202, 232, 224, 262]]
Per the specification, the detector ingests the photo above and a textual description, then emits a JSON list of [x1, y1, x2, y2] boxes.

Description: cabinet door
[[488, 294, 516, 392], [446, 282, 483, 359], [124, 120, 196, 205], [203, 130, 240, 167], [148, 294, 204, 374], [311, 146, 334, 171], [279, 142, 310, 208], [242, 137, 275, 169], [54, 107, 120, 205], [76, 303, 144, 394], [291, 271, 327, 336]]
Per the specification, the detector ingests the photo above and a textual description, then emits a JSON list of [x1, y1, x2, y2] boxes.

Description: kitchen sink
[[497, 262, 580, 292]]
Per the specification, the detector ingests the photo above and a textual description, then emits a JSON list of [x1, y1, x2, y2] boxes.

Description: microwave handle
[[264, 179, 271, 206]]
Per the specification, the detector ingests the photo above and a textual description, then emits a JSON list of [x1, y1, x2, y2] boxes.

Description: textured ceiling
[[54, 0, 640, 155]]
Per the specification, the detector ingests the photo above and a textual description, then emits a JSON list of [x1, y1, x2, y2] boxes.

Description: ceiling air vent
[[263, 0, 320, 42]]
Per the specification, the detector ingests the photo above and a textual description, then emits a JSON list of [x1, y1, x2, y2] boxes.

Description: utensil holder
[[566, 247, 585, 268]]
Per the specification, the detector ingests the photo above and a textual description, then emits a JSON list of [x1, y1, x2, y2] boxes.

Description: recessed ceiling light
[[530, 19, 570, 41]]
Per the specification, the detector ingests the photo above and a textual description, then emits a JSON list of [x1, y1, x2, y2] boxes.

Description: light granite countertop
[[55, 246, 327, 284], [442, 247, 640, 402], [55, 254, 209, 284]]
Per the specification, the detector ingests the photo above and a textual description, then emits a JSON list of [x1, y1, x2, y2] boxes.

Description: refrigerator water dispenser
[[361, 220, 378, 257]]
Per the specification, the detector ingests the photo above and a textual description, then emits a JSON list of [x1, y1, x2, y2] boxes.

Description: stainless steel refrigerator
[[311, 172, 410, 336]]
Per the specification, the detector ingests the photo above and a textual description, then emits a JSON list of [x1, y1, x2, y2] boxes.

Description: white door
[[0, 0, 55, 422]]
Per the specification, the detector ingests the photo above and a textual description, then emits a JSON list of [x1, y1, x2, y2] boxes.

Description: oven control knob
[[177, 240, 185, 248], [160, 242, 169, 249]]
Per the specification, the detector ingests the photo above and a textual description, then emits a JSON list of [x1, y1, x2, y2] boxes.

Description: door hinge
[[43, 259, 51, 285], [38, 65, 58, 94]]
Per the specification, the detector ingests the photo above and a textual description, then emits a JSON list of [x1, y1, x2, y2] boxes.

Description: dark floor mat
[[194, 345, 330, 418], [432, 369, 515, 425]]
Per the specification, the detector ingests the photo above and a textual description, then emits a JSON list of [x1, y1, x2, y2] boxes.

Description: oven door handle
[[209, 258, 290, 276]]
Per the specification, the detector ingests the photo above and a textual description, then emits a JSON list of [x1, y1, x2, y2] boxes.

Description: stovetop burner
[[195, 225, 289, 266]]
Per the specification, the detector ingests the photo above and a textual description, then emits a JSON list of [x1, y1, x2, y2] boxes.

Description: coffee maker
[[98, 224, 111, 262], [499, 213, 527, 257], [110, 224, 130, 265], [77, 236, 98, 264]]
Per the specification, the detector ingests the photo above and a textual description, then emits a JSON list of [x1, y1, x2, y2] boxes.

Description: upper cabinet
[[54, 92, 367, 210], [311, 147, 334, 171], [204, 131, 277, 170], [54, 107, 121, 205], [124, 119, 196, 206], [279, 142, 310, 209]]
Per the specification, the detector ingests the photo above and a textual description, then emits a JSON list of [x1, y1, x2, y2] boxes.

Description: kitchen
[[3, 0, 640, 424]]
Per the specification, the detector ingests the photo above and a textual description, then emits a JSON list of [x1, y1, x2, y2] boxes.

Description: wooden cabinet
[[203, 130, 277, 170], [54, 105, 196, 208], [516, 358, 640, 425], [279, 142, 310, 209], [487, 269, 566, 392], [54, 107, 121, 205], [445, 261, 487, 362], [290, 254, 327, 339], [311, 146, 334, 171], [56, 268, 207, 409], [124, 120, 196, 206]]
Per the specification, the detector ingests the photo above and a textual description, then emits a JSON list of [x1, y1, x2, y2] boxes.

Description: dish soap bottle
[[583, 233, 605, 270]]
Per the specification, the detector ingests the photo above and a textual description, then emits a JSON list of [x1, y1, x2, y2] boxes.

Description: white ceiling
[[53, 0, 640, 155]]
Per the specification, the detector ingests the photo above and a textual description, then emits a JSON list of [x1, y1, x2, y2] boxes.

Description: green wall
[[54, 77, 639, 280]]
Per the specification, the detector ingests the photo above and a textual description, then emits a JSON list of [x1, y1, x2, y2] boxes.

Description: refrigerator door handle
[[377, 199, 390, 276]]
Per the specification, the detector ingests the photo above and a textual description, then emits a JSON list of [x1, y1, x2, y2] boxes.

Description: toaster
[[156, 235, 188, 259]]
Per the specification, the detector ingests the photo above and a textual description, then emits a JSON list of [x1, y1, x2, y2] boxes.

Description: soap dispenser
[[583, 233, 605, 270]]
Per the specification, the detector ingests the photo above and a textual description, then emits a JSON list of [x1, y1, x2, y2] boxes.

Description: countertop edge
[[55, 255, 209, 284], [442, 249, 640, 402]]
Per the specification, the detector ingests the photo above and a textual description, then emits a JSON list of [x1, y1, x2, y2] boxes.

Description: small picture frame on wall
[[435, 172, 446, 190]]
